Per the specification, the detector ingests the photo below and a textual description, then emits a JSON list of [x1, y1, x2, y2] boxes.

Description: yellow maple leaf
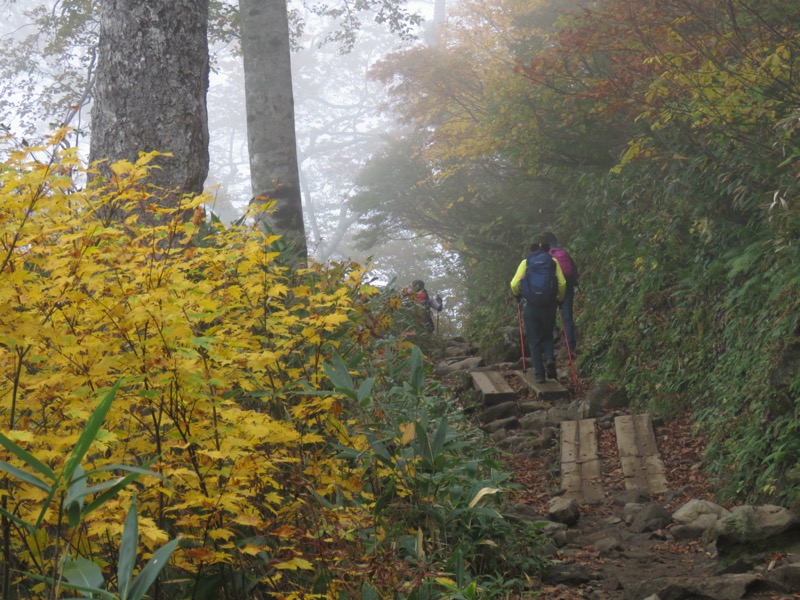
[[232, 512, 263, 527], [400, 422, 416, 445], [267, 283, 289, 297], [208, 528, 235, 542], [239, 544, 264, 556], [274, 557, 313, 571]]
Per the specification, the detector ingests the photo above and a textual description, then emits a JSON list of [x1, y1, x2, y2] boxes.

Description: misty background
[[0, 0, 463, 330]]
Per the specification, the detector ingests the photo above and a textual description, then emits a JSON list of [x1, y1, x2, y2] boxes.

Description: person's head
[[529, 237, 551, 253], [412, 279, 425, 291], [541, 231, 558, 246]]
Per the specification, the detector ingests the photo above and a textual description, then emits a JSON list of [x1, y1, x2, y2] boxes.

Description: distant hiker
[[511, 239, 566, 383], [543, 231, 579, 354], [407, 279, 443, 331]]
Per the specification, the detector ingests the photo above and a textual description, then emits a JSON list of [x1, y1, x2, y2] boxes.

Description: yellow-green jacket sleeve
[[554, 258, 566, 303], [510, 259, 527, 295]]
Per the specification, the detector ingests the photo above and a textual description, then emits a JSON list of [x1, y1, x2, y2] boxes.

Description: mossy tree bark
[[90, 0, 210, 211]]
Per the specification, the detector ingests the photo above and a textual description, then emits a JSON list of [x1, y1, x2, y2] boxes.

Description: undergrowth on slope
[[562, 176, 800, 509]]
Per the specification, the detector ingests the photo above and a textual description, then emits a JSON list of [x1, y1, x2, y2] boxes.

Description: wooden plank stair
[[559, 413, 668, 502], [515, 370, 570, 400], [560, 419, 604, 504], [614, 414, 668, 494], [468, 370, 670, 502], [470, 370, 516, 406]]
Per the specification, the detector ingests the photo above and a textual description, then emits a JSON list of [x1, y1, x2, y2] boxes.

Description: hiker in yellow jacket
[[510, 238, 566, 383]]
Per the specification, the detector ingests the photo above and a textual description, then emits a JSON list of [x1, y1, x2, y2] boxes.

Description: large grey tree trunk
[[90, 0, 210, 207], [239, 0, 308, 263]]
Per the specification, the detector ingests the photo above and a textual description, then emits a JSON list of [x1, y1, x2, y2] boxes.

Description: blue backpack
[[520, 251, 558, 307]]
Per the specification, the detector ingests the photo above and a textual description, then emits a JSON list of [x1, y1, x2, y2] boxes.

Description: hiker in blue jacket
[[543, 231, 579, 355], [511, 238, 566, 383]]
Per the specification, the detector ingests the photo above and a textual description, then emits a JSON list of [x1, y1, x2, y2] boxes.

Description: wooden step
[[515, 370, 570, 400], [614, 414, 668, 495], [470, 370, 516, 406], [560, 419, 604, 504]]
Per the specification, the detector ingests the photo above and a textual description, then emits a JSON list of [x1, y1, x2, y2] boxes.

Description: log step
[[614, 414, 668, 494], [559, 414, 669, 504], [515, 370, 570, 400], [560, 419, 604, 504], [470, 370, 516, 406]]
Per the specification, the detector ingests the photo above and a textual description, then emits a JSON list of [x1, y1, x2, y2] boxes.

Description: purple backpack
[[549, 247, 577, 283]]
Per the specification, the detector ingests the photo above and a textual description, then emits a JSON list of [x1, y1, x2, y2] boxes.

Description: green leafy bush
[[326, 344, 549, 597]]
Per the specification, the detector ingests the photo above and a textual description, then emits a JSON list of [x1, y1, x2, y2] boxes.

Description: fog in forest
[[0, 0, 460, 327]]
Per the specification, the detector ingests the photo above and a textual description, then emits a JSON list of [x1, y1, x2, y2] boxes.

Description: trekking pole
[[517, 300, 527, 371], [561, 312, 578, 387], [435, 293, 442, 334]]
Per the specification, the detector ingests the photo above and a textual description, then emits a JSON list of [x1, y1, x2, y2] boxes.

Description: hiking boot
[[546, 361, 557, 380], [535, 373, 545, 384]]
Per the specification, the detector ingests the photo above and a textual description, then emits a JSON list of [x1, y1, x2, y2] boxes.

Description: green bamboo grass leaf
[[24, 569, 114, 599], [34, 381, 123, 529], [77, 475, 135, 502], [432, 416, 449, 458], [62, 556, 104, 592], [35, 488, 60, 529], [356, 377, 376, 405], [66, 501, 82, 530], [118, 495, 139, 600], [365, 435, 394, 466], [61, 381, 121, 484], [374, 479, 396, 514], [452, 548, 466, 588], [330, 443, 362, 461], [323, 351, 355, 395], [0, 434, 56, 483], [361, 581, 380, 600], [89, 462, 161, 477], [409, 346, 424, 393], [65, 465, 87, 528], [126, 538, 180, 600], [414, 421, 433, 466], [0, 506, 34, 532], [64, 464, 88, 507], [0, 460, 51, 491], [78, 460, 163, 518], [79, 474, 142, 518]]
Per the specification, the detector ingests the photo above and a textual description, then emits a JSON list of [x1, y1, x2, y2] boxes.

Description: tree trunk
[[90, 0, 210, 207], [239, 0, 308, 263]]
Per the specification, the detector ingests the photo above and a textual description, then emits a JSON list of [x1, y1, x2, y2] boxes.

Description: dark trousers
[[558, 283, 576, 353], [523, 300, 557, 379]]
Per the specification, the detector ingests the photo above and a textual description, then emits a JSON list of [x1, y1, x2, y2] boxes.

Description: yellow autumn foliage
[[0, 131, 394, 597]]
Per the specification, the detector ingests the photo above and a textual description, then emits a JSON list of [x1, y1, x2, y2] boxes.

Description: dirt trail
[[494, 372, 796, 600]]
